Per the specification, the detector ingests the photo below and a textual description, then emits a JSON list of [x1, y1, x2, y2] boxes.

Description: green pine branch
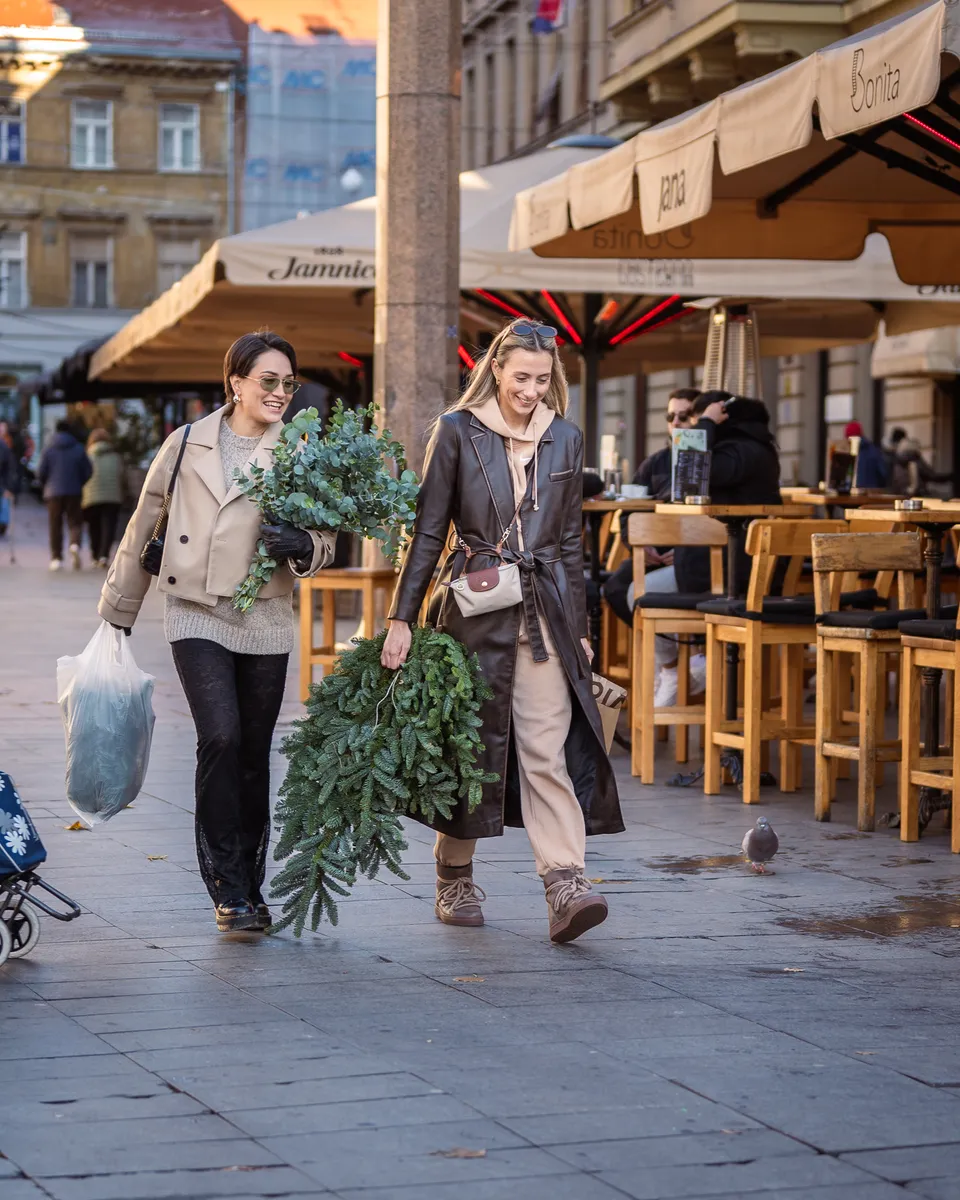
[[270, 627, 497, 935]]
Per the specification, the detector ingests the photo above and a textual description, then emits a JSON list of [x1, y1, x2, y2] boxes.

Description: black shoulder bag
[[140, 424, 191, 576]]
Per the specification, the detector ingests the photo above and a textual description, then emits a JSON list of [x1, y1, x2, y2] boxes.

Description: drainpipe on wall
[[217, 75, 236, 235]]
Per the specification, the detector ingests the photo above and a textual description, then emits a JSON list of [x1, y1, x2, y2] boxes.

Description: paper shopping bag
[[591, 672, 627, 753]]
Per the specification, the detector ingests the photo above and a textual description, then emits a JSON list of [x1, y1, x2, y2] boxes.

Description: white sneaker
[[69, 543, 81, 571], [653, 666, 678, 708], [49, 558, 62, 572], [690, 653, 707, 694]]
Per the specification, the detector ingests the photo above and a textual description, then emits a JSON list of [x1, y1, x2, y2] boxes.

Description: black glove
[[260, 522, 313, 562], [110, 623, 132, 637]]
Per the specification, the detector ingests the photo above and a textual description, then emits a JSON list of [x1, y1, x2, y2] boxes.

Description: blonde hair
[[450, 319, 569, 417]]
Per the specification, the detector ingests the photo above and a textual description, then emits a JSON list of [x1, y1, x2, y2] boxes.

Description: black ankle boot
[[215, 901, 259, 932]]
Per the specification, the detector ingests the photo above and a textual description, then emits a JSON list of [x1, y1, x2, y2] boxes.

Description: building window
[[0, 233, 25, 308], [72, 100, 113, 169], [159, 104, 200, 172], [157, 237, 200, 293], [0, 98, 24, 164], [71, 235, 112, 308]]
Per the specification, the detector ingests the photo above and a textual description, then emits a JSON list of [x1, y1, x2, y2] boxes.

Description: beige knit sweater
[[163, 421, 295, 655]]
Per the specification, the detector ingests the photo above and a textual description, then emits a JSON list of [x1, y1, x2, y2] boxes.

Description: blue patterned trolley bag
[[0, 770, 81, 965]]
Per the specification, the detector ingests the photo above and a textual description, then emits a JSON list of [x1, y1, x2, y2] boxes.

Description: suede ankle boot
[[435, 862, 486, 927], [543, 868, 608, 943]]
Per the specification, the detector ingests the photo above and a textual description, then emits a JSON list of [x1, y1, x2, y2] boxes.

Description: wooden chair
[[298, 567, 397, 701], [702, 519, 848, 805], [898, 605, 960, 851], [628, 511, 726, 783], [600, 509, 631, 688], [811, 532, 923, 831]]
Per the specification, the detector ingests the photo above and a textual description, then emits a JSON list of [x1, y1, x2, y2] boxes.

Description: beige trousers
[[436, 618, 586, 876]]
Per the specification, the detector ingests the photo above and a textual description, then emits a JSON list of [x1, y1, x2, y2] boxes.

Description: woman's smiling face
[[494, 348, 553, 426], [230, 349, 295, 426]]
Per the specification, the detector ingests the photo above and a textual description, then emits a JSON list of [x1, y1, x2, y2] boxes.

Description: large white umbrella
[[90, 137, 960, 388], [511, 0, 960, 288]]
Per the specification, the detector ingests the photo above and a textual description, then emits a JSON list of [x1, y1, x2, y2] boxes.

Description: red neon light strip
[[337, 351, 364, 367], [609, 294, 682, 345], [540, 290, 582, 346], [618, 306, 693, 346], [458, 345, 476, 370], [904, 112, 960, 155], [473, 288, 528, 320]]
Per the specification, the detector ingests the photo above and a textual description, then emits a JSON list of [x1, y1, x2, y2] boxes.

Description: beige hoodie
[[469, 397, 556, 547]]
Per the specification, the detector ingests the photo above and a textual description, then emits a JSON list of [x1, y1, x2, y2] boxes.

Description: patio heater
[[701, 303, 763, 397]]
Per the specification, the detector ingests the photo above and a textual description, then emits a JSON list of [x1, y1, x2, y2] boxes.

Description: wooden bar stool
[[701, 519, 848, 805], [898, 606, 960, 851], [628, 511, 726, 783], [600, 509, 631, 690], [811, 532, 924, 831], [298, 567, 397, 701]]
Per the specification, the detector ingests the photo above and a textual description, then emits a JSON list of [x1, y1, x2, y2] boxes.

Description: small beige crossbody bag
[[444, 494, 526, 618]]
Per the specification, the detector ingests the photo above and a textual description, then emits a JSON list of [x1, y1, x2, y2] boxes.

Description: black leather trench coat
[[389, 410, 624, 842]]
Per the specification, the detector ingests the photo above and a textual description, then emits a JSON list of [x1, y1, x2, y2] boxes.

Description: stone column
[[374, 0, 461, 475]]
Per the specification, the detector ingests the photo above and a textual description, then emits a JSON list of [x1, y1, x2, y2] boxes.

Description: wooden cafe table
[[846, 502, 960, 821], [582, 497, 657, 661], [654, 502, 810, 723]]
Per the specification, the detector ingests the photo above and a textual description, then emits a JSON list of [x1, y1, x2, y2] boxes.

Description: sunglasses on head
[[511, 320, 557, 340], [243, 373, 302, 396]]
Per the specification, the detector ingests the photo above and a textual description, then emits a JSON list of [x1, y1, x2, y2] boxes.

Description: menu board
[[826, 443, 857, 494], [671, 428, 712, 500]]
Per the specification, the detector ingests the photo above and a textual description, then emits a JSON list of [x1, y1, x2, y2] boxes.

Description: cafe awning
[[510, 0, 960, 286]]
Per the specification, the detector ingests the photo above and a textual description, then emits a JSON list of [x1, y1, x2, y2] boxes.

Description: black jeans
[[47, 495, 83, 560], [172, 640, 288, 906], [85, 503, 120, 562]]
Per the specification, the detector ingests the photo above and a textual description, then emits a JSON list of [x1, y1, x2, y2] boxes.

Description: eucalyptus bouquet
[[232, 402, 419, 613]]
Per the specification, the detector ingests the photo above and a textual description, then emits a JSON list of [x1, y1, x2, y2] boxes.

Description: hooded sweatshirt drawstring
[[469, 396, 554, 548]]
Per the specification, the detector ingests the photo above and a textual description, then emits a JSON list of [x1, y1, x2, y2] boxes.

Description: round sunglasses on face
[[243, 374, 302, 396]]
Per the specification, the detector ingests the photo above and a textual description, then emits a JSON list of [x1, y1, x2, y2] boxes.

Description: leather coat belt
[[507, 543, 581, 672]]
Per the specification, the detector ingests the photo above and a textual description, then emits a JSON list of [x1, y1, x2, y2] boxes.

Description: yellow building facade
[[0, 15, 241, 387]]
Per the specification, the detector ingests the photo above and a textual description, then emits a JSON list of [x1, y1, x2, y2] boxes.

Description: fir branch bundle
[[271, 628, 496, 934], [232, 402, 419, 613]]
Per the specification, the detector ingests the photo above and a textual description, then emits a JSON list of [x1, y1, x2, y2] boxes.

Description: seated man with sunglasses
[[602, 387, 706, 705]]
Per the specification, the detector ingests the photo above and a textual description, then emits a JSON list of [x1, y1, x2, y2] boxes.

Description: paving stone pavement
[[2, 496, 960, 1200]]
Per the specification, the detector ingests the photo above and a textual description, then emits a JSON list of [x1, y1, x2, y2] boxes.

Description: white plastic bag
[[57, 622, 156, 825]]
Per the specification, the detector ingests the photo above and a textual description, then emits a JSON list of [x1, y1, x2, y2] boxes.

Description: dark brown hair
[[668, 387, 701, 405], [223, 330, 297, 406]]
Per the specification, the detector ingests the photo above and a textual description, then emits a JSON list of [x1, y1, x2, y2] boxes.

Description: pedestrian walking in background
[[37, 419, 91, 571], [844, 421, 889, 489], [98, 331, 335, 932], [382, 317, 623, 944], [0, 434, 14, 538], [82, 429, 125, 567]]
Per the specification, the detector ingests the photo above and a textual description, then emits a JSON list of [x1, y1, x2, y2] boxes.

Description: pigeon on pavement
[[742, 817, 779, 874]]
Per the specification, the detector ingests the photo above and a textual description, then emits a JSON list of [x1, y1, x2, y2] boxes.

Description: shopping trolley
[[0, 770, 80, 964]]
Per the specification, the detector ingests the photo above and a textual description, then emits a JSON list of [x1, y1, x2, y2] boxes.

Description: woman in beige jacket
[[100, 330, 334, 932]]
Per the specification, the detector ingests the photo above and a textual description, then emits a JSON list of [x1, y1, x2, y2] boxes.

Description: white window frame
[[0, 232, 26, 309], [156, 236, 200, 294], [71, 99, 114, 170], [158, 103, 201, 173], [0, 98, 24, 165], [70, 235, 113, 309]]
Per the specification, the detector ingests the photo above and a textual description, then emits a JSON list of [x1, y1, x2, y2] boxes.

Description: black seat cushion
[[819, 608, 925, 631], [635, 592, 715, 612], [899, 618, 959, 641], [696, 597, 815, 625], [698, 587, 888, 627]]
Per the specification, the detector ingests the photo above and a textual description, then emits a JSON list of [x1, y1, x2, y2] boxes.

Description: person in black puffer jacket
[[678, 391, 782, 595]]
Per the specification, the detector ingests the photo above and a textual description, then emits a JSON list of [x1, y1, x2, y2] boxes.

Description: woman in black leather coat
[[382, 319, 623, 943]]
